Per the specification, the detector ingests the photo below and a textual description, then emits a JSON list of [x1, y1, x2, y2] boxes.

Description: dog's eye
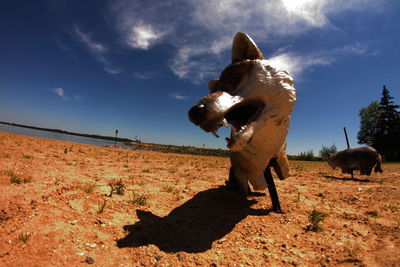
[[232, 76, 240, 84]]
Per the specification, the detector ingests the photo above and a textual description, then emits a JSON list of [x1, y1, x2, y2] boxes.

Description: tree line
[[357, 85, 400, 162]]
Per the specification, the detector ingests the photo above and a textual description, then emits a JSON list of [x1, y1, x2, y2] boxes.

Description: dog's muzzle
[[188, 91, 265, 151], [188, 91, 242, 133], [188, 104, 207, 126]]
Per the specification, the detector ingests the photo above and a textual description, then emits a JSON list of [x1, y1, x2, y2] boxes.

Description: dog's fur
[[188, 32, 296, 196], [328, 146, 383, 175]]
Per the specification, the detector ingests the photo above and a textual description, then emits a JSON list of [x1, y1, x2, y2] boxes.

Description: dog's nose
[[188, 103, 206, 125]]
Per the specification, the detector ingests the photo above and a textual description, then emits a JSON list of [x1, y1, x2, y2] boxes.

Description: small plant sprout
[[7, 170, 31, 184], [18, 232, 31, 243], [108, 179, 125, 197], [22, 154, 32, 159], [365, 210, 379, 217], [130, 191, 147, 206], [163, 186, 175, 193], [96, 200, 107, 214], [306, 209, 326, 232], [83, 183, 96, 194]]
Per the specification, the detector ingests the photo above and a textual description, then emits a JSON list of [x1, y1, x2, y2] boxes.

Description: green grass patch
[[7, 170, 31, 184], [82, 182, 96, 194], [22, 154, 32, 159], [18, 232, 31, 243], [129, 191, 148, 206], [365, 210, 379, 217], [306, 209, 326, 232], [109, 179, 125, 196], [96, 200, 107, 214]]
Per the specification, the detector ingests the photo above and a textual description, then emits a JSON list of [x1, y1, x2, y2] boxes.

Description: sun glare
[[281, 0, 314, 12], [281, 0, 326, 26]]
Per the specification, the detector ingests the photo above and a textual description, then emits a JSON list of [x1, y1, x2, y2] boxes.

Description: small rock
[[291, 260, 300, 266], [70, 220, 78, 225], [87, 243, 97, 248], [217, 238, 226, 244], [85, 256, 94, 264], [178, 254, 185, 261], [155, 255, 162, 261], [210, 263, 217, 267], [281, 243, 287, 248]]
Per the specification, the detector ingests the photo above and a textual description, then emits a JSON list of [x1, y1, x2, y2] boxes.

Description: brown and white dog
[[188, 32, 296, 212]]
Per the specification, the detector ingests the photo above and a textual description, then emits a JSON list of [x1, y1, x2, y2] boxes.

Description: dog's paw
[[225, 179, 239, 191]]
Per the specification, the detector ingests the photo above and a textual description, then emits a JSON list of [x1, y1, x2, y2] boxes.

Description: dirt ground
[[0, 131, 399, 266]]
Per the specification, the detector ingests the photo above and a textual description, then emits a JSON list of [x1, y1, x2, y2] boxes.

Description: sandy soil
[[0, 131, 399, 266]]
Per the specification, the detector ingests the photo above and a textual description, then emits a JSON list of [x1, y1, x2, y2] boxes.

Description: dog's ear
[[208, 78, 219, 93], [232, 32, 264, 63]]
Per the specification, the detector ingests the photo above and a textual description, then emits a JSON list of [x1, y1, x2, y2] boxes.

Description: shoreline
[[0, 121, 133, 143]]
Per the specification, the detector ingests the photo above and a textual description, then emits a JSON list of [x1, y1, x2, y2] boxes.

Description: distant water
[[0, 124, 128, 148]]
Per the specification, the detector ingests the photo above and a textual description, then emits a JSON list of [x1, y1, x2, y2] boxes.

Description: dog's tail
[[374, 153, 383, 173]]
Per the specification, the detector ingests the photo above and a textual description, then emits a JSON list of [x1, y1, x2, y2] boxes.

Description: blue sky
[[1, 0, 399, 155]]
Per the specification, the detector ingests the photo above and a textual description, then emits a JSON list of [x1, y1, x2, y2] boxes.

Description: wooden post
[[343, 127, 353, 179], [114, 129, 119, 147], [343, 127, 350, 149]]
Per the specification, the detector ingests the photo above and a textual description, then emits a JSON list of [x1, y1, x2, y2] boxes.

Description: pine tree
[[374, 85, 400, 161], [357, 101, 380, 146]]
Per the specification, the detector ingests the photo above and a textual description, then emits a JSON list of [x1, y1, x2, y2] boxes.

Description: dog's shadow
[[116, 186, 269, 253]]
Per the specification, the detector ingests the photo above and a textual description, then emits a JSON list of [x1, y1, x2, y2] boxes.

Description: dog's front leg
[[226, 167, 251, 195]]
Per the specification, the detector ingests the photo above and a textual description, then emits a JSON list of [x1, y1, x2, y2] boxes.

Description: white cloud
[[74, 25, 107, 54], [169, 45, 219, 81], [53, 87, 65, 97], [107, 0, 386, 81], [281, 0, 329, 27], [169, 93, 189, 100], [103, 66, 123, 74], [72, 25, 122, 75], [338, 43, 369, 55], [126, 24, 164, 50], [107, 1, 167, 50], [269, 52, 334, 79], [268, 40, 380, 79], [52, 87, 82, 101], [132, 72, 152, 80]]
